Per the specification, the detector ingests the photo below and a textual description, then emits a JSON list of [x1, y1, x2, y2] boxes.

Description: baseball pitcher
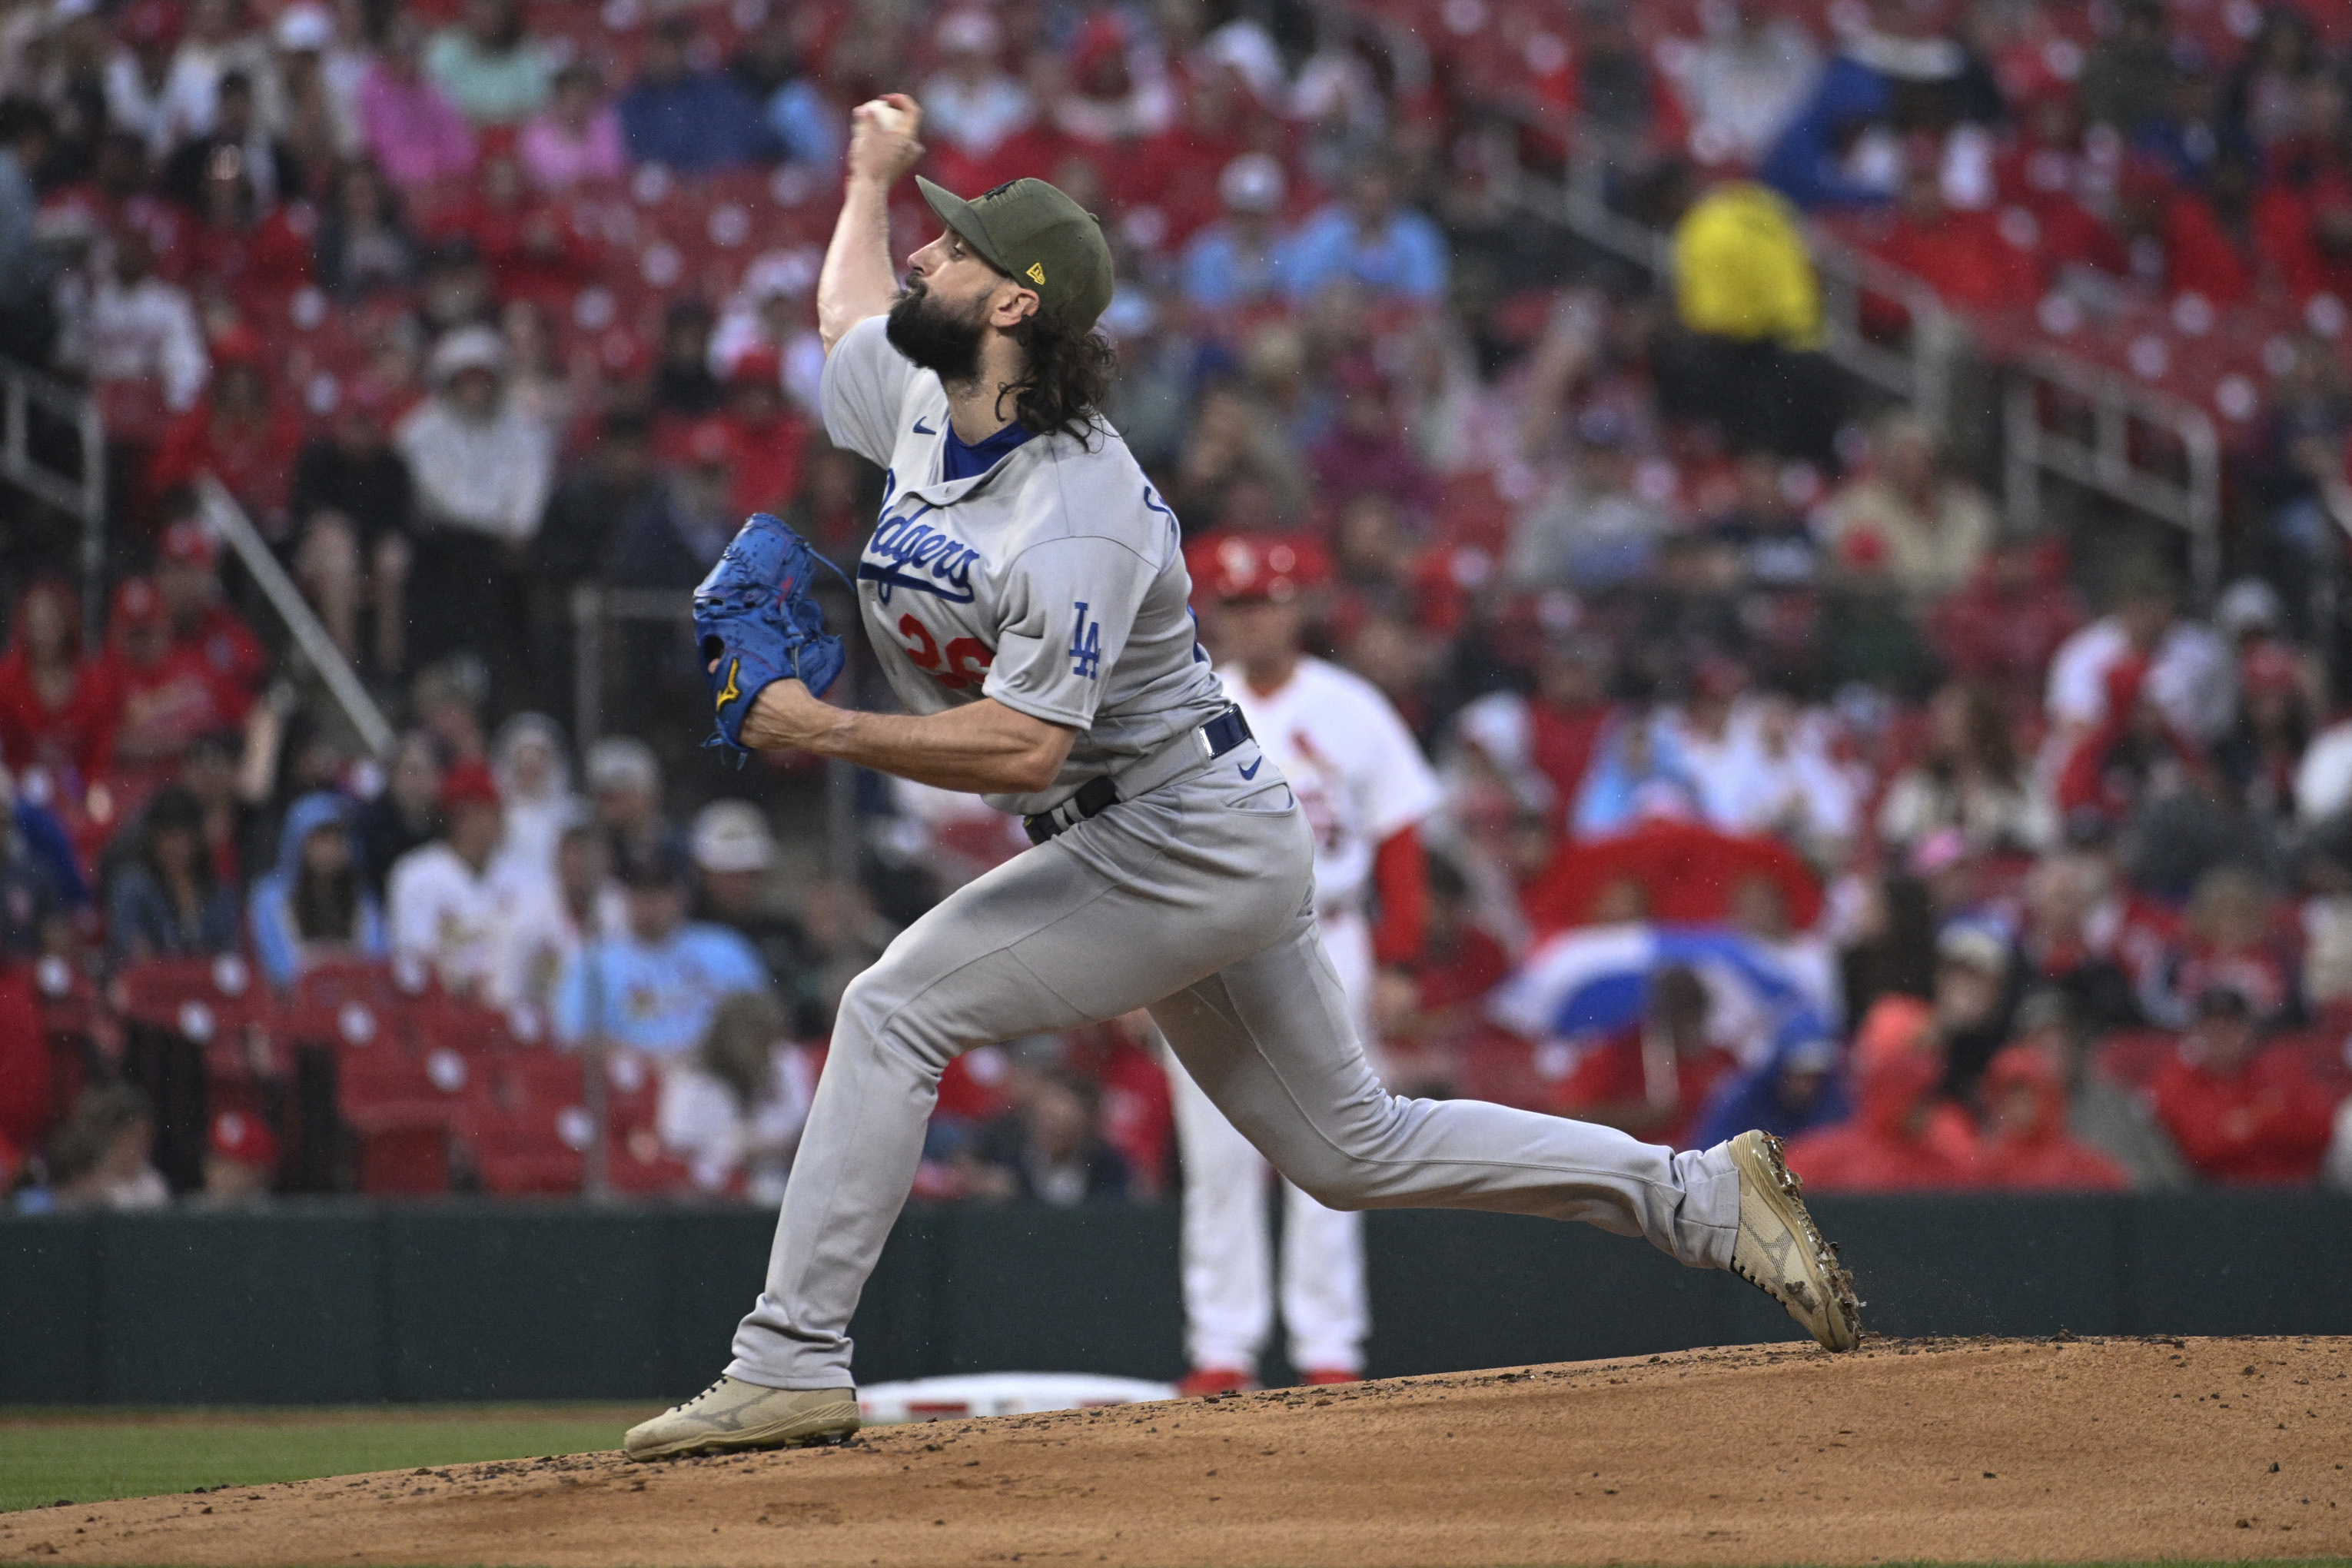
[[623, 93, 1859, 1461]]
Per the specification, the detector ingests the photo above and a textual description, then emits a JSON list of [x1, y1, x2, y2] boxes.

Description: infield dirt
[[3, 1335, 2347, 1567]]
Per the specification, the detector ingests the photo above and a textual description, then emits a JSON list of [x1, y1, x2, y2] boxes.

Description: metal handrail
[[1463, 91, 2226, 596], [197, 477, 397, 758], [2003, 347, 2223, 595], [1496, 148, 1962, 434], [0, 354, 107, 625]]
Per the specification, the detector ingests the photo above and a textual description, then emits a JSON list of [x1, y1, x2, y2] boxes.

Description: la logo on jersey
[[859, 502, 986, 605], [1068, 602, 1102, 679]]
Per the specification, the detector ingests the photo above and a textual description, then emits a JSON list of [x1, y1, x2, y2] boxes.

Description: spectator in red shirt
[[1925, 538, 2088, 700], [1784, 995, 1983, 1191], [718, 348, 810, 518], [1553, 964, 1739, 1148], [1977, 1043, 2130, 1191], [0, 576, 118, 780], [98, 576, 250, 787], [2150, 985, 2340, 1184], [153, 519, 269, 704], [436, 150, 596, 306], [2161, 863, 2295, 1028], [1304, 358, 1438, 526], [184, 153, 315, 316], [1390, 855, 1513, 1074], [1869, 161, 2045, 314], [2054, 656, 2216, 829], [146, 329, 305, 540], [2252, 160, 2352, 303], [1117, 59, 1261, 248]]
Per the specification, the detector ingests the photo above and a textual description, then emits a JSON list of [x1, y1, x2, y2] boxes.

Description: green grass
[[0, 1407, 638, 1513]]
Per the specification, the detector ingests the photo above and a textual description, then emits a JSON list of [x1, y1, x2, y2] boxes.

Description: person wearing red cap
[[1166, 527, 1441, 1395], [96, 573, 251, 786], [199, 1108, 280, 1205], [106, 2, 183, 155], [2218, 639, 2315, 827], [385, 756, 532, 1004], [719, 347, 812, 517], [1782, 996, 1984, 1191]]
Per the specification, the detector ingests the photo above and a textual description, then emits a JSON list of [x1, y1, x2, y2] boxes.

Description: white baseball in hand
[[861, 98, 915, 137]]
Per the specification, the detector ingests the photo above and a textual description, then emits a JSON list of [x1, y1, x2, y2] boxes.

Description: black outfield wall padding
[[3, 1194, 2348, 1404]]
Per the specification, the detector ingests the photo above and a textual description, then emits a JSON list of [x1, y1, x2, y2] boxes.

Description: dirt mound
[[4, 1336, 2348, 1567]]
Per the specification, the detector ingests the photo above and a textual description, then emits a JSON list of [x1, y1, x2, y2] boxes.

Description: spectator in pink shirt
[[518, 61, 623, 191], [359, 14, 476, 190]]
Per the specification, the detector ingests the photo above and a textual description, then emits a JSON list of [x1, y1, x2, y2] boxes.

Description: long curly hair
[[1002, 315, 1116, 443]]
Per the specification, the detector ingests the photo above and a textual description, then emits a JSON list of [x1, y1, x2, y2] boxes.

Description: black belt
[[1023, 706, 1253, 845]]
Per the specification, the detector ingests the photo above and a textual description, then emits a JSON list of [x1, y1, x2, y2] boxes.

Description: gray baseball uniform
[[724, 318, 1744, 1391]]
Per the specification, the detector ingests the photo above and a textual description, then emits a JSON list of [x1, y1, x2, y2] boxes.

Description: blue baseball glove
[[693, 512, 848, 754]]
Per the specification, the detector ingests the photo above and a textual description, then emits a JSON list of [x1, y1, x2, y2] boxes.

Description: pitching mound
[[5, 1336, 2348, 1567]]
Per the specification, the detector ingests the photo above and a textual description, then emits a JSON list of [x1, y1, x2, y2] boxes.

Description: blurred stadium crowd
[[4, 0, 2352, 1211]]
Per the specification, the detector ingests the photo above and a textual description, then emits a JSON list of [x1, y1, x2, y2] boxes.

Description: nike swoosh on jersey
[[913, 417, 935, 434], [1239, 758, 1262, 779]]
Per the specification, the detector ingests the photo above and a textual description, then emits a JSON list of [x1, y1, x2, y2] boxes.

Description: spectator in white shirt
[[493, 814, 620, 1013], [103, 0, 183, 156], [656, 988, 816, 1203], [2045, 565, 2234, 747], [1667, 2, 1822, 168], [80, 226, 207, 418], [397, 325, 553, 546], [395, 324, 553, 689], [487, 711, 578, 895], [386, 757, 507, 1001], [158, 0, 281, 147]]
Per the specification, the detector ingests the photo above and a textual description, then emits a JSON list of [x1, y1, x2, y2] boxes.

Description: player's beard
[[885, 279, 988, 387]]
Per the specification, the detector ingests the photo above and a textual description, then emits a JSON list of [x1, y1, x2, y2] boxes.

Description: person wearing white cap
[[397, 325, 553, 545], [394, 324, 554, 688], [585, 735, 684, 872], [690, 800, 816, 1018], [1179, 152, 1286, 312], [918, 8, 1034, 159], [271, 2, 360, 159]]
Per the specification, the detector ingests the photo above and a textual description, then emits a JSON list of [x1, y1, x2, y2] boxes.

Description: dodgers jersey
[[1217, 656, 1440, 911], [822, 315, 1228, 817]]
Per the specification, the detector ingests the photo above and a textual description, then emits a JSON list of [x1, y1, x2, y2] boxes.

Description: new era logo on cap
[[915, 175, 1114, 334]]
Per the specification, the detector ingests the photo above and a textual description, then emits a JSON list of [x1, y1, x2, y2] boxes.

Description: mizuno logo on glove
[[693, 513, 849, 759]]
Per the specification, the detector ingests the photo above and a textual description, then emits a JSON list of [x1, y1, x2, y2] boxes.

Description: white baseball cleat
[[623, 1376, 861, 1461], [1725, 1130, 1861, 1352]]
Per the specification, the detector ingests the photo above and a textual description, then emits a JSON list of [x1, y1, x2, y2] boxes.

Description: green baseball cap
[[915, 174, 1115, 334]]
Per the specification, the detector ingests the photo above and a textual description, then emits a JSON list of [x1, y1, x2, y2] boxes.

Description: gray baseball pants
[[728, 748, 1742, 1390]]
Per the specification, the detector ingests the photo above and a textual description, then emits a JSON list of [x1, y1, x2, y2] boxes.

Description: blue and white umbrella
[[1487, 922, 1838, 1067]]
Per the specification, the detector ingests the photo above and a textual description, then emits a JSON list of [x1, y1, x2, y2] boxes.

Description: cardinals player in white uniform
[[1172, 533, 1441, 1391]]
